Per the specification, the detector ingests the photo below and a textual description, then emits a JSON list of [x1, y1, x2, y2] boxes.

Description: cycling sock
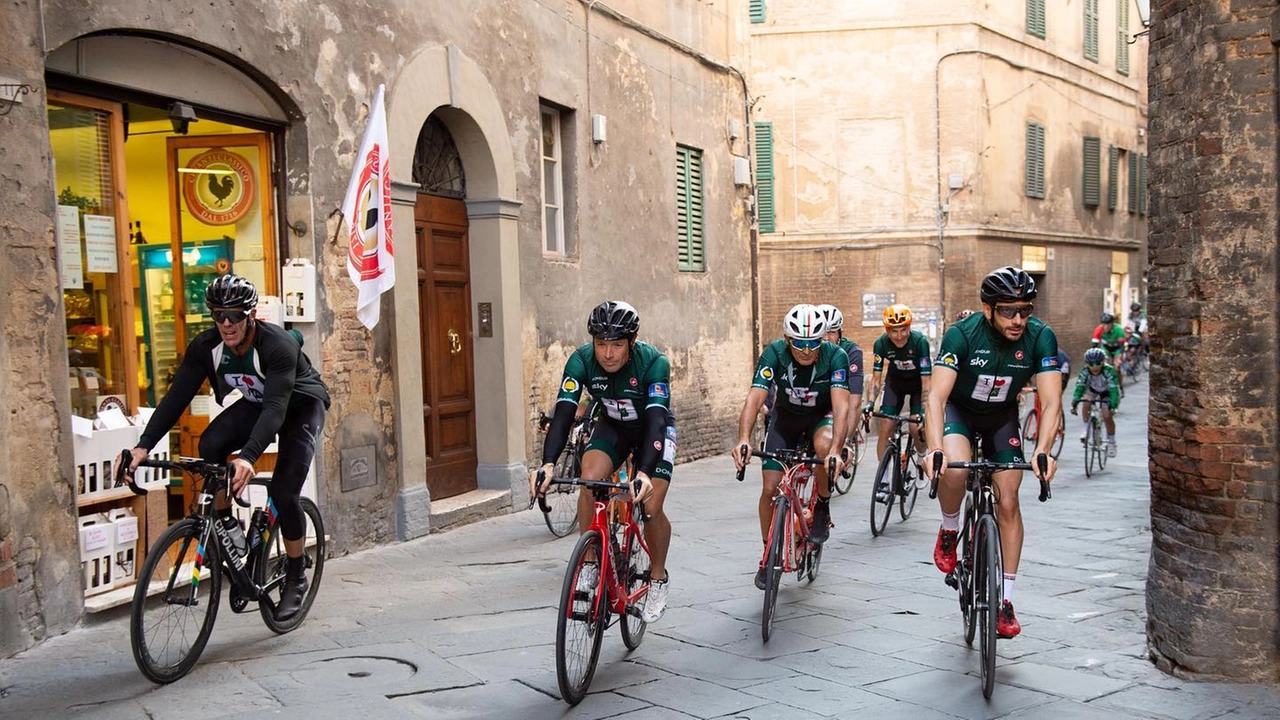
[[816, 496, 829, 507], [1003, 573, 1016, 603], [941, 511, 960, 532]]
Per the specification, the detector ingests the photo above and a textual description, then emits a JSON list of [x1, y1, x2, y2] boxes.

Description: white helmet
[[815, 304, 843, 331], [783, 303, 827, 341]]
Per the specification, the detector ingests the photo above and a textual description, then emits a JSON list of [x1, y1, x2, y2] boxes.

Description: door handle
[[448, 329, 462, 355]]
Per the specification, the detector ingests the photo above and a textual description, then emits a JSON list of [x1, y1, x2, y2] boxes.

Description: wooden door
[[415, 194, 477, 499]]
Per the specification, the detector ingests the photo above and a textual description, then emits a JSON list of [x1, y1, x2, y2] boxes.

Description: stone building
[[747, 0, 1149, 353], [1145, 1, 1279, 682], [0, 0, 755, 656]]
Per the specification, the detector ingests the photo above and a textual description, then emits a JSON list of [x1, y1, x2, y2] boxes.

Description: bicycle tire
[[131, 517, 221, 684], [805, 541, 822, 583], [899, 456, 920, 521], [556, 530, 606, 705], [619, 515, 650, 650], [544, 447, 581, 537], [1097, 418, 1110, 471], [257, 497, 326, 634], [869, 446, 896, 537], [960, 513, 977, 646], [977, 515, 1001, 699], [1084, 416, 1096, 478], [1021, 407, 1039, 444], [1050, 409, 1066, 460], [835, 432, 862, 494], [761, 499, 787, 642]]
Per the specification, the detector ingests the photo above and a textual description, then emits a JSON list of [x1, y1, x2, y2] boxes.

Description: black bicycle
[[116, 452, 325, 683], [869, 411, 924, 536], [538, 410, 597, 537], [930, 454, 1049, 698]]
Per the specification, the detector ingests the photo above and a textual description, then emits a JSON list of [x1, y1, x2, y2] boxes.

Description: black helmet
[[205, 274, 258, 309], [1130, 302, 1142, 311], [979, 266, 1037, 304], [587, 301, 640, 340], [1101, 312, 1115, 324]]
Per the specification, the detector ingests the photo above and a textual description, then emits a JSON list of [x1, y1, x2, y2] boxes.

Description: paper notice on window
[[83, 214, 118, 273], [56, 205, 84, 289]]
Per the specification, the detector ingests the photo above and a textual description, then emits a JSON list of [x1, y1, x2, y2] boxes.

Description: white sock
[[941, 511, 960, 532], [1003, 573, 1016, 603]]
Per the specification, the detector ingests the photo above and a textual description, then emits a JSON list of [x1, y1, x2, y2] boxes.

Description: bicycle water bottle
[[247, 508, 268, 553]]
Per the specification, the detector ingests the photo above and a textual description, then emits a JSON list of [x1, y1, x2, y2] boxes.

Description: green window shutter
[[1025, 122, 1046, 199], [754, 122, 775, 234], [1027, 0, 1046, 39], [1117, 0, 1130, 75], [1084, 0, 1099, 61], [1139, 154, 1148, 215], [677, 145, 705, 272], [1107, 145, 1119, 211], [750, 0, 766, 24], [1128, 150, 1139, 213], [1083, 136, 1101, 207]]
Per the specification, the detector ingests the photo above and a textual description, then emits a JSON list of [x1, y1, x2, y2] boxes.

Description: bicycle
[[1019, 388, 1065, 460], [534, 464, 651, 706], [868, 411, 924, 536], [1080, 398, 1111, 477], [833, 409, 870, 495], [115, 451, 325, 684], [1120, 339, 1145, 382], [736, 445, 834, 642], [536, 410, 597, 537], [929, 454, 1050, 699]]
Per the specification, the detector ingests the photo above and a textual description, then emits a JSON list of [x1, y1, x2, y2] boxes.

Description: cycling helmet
[[979, 266, 1037, 304], [955, 309, 974, 321], [1084, 347, 1106, 365], [883, 304, 913, 328], [816, 304, 844, 331], [205, 274, 258, 309], [1100, 312, 1116, 324], [587, 300, 640, 340], [783, 303, 826, 341], [1130, 302, 1142, 312]]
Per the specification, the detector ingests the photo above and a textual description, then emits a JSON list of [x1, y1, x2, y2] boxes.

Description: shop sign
[[182, 149, 255, 226]]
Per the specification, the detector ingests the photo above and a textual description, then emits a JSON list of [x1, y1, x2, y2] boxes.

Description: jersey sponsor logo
[[849, 363, 859, 373], [223, 373, 264, 402], [975, 349, 992, 355], [971, 374, 1014, 403], [919, 356, 931, 368], [653, 440, 662, 451], [832, 369, 847, 383], [873, 354, 883, 364], [938, 352, 959, 368], [561, 377, 578, 393], [970, 358, 988, 368], [893, 360, 916, 371], [760, 367, 774, 381], [1009, 437, 1021, 447], [784, 387, 819, 407], [630, 377, 638, 387], [1041, 356, 1060, 369], [648, 382, 669, 398], [1015, 350, 1025, 360]]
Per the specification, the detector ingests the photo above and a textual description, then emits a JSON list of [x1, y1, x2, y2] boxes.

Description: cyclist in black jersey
[[128, 274, 330, 620]]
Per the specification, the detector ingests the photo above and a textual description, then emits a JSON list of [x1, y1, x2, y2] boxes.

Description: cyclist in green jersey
[[865, 303, 932, 496], [732, 304, 850, 588], [1092, 313, 1127, 375], [922, 267, 1061, 639], [531, 301, 677, 623], [1072, 347, 1121, 456], [816, 304, 864, 453]]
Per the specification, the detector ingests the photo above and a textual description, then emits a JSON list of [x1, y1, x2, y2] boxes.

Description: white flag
[[342, 84, 395, 330]]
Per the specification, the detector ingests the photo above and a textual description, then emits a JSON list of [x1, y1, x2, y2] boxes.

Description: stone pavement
[[3, 379, 1279, 719]]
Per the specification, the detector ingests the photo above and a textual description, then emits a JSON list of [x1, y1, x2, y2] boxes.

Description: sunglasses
[[1087, 362, 1104, 368], [790, 338, 822, 351], [211, 309, 252, 324], [994, 304, 1034, 319]]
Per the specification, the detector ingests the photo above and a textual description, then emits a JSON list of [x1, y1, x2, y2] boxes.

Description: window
[[754, 122, 775, 233], [1083, 136, 1102, 207], [1025, 122, 1046, 199], [540, 106, 565, 255], [1027, 0, 1046, 38], [1108, 145, 1120, 211], [1128, 151, 1139, 214], [750, 0, 766, 24], [676, 145, 705, 272], [1084, 0, 1099, 61], [1117, 0, 1130, 75], [1138, 154, 1148, 216]]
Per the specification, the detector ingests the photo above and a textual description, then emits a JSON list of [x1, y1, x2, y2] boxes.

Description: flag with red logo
[[341, 84, 395, 329]]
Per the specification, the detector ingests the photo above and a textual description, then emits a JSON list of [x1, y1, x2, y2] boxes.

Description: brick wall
[[1146, 0, 1280, 682]]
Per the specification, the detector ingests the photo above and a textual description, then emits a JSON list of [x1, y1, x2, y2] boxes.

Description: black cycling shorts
[[882, 376, 924, 416], [585, 417, 676, 482], [941, 403, 1023, 464], [761, 408, 832, 471]]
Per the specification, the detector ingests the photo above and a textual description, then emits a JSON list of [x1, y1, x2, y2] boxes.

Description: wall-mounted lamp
[[591, 114, 607, 144], [168, 101, 197, 135]]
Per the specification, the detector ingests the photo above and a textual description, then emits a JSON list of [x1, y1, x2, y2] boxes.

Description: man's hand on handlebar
[[632, 471, 655, 505], [1031, 452, 1057, 482], [731, 441, 752, 471], [528, 462, 554, 499], [229, 457, 254, 497], [924, 449, 947, 481], [127, 446, 149, 473]]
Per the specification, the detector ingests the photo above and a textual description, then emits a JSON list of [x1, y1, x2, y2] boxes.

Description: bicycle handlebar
[[926, 454, 1052, 502], [871, 411, 922, 424], [116, 451, 250, 506]]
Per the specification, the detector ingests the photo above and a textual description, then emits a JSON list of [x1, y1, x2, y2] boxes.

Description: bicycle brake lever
[[735, 444, 748, 482], [1036, 453, 1051, 502], [115, 450, 148, 496]]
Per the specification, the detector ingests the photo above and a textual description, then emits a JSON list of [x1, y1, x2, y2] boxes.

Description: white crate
[[134, 433, 171, 490], [72, 426, 172, 498], [79, 513, 114, 596], [107, 508, 139, 587]]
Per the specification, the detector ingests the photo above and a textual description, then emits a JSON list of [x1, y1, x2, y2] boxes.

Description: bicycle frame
[[552, 477, 651, 622], [754, 450, 821, 576]]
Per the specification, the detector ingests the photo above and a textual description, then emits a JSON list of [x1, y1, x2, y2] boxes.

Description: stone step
[[429, 488, 511, 533]]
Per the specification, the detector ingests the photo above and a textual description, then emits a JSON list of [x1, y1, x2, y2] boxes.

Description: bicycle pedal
[[944, 573, 959, 590]]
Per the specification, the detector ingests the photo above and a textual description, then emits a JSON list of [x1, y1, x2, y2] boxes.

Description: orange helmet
[[883, 304, 913, 328]]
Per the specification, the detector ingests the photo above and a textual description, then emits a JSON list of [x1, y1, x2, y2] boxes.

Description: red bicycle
[[1020, 387, 1065, 459], [737, 446, 834, 641], [535, 468, 651, 706]]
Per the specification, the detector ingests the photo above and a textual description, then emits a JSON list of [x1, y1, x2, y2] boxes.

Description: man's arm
[[737, 387, 768, 444], [924, 366, 956, 453], [137, 341, 208, 451], [1033, 370, 1064, 458]]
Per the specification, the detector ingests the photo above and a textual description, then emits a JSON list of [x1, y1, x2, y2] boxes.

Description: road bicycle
[[929, 454, 1050, 699], [868, 411, 924, 536], [1080, 398, 1111, 477], [534, 463, 651, 706], [1020, 388, 1065, 460], [736, 445, 834, 642], [833, 409, 870, 495], [1120, 338, 1147, 382], [115, 452, 325, 684], [536, 410, 597, 537]]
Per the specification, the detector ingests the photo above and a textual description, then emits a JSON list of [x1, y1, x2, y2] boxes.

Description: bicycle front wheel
[[1021, 408, 1039, 444], [977, 515, 1001, 699], [257, 497, 326, 634], [131, 517, 221, 684], [761, 499, 787, 642], [869, 447, 896, 537], [556, 530, 606, 705], [1084, 417, 1097, 478], [899, 457, 920, 521], [620, 514, 650, 650], [544, 447, 581, 537], [834, 435, 860, 494]]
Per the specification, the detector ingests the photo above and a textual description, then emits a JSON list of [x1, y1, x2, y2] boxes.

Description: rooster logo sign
[[182, 149, 256, 225]]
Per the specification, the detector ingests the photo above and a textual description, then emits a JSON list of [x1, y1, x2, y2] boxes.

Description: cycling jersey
[[1072, 365, 1121, 408], [1092, 323, 1127, 354], [751, 339, 850, 415], [836, 337, 866, 395], [872, 330, 933, 382], [934, 312, 1059, 416]]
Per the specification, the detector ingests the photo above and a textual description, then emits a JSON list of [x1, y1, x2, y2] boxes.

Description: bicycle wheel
[[1083, 416, 1096, 478], [1096, 417, 1109, 471], [977, 515, 1001, 699], [1021, 407, 1039, 444], [556, 529, 606, 705], [834, 436, 857, 494], [544, 448, 581, 537], [619, 513, 650, 650], [899, 456, 920, 521], [761, 499, 787, 642], [805, 541, 822, 583], [257, 497, 326, 634], [869, 445, 897, 537], [131, 518, 221, 684], [960, 514, 977, 646], [1050, 409, 1066, 460]]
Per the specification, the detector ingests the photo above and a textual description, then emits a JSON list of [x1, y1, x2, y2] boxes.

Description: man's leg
[[644, 477, 671, 581], [577, 449, 616, 537], [758, 469, 783, 541], [993, 468, 1025, 637], [934, 432, 971, 573]]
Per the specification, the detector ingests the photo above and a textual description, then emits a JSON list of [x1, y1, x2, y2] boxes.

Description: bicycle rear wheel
[[1021, 408, 1039, 444], [556, 529, 606, 705], [257, 497, 326, 634], [834, 434, 861, 494], [619, 513, 650, 650], [131, 517, 220, 684], [977, 515, 1001, 699], [869, 446, 896, 537], [1084, 417, 1097, 478], [761, 499, 787, 642], [544, 447, 582, 537]]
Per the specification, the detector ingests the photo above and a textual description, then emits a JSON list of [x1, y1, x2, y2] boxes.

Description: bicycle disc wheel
[[131, 518, 221, 684], [257, 497, 326, 634], [1084, 418, 1096, 478], [977, 515, 1001, 699], [869, 446, 896, 537], [543, 448, 581, 537], [761, 500, 787, 642], [899, 457, 920, 521], [556, 530, 606, 705], [620, 515, 650, 650], [1021, 408, 1039, 444]]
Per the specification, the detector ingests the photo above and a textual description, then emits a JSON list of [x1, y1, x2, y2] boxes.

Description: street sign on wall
[[861, 292, 896, 327]]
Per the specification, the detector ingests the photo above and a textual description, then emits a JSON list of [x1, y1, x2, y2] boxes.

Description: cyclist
[[129, 274, 330, 621], [1127, 301, 1149, 339], [731, 303, 850, 589], [1071, 347, 1121, 457], [865, 304, 931, 496], [1091, 312, 1127, 375], [922, 266, 1061, 639], [816, 304, 865, 456], [530, 301, 676, 623]]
